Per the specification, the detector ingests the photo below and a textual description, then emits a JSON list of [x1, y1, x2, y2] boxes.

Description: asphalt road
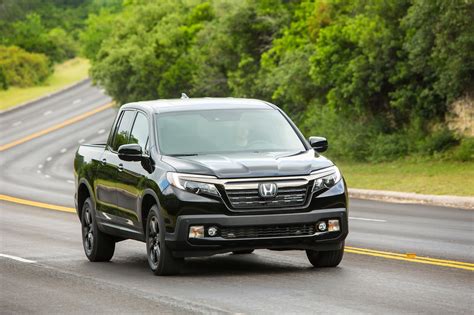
[[0, 81, 473, 314]]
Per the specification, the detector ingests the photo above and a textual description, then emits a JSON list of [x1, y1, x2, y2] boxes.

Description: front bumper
[[165, 208, 348, 257]]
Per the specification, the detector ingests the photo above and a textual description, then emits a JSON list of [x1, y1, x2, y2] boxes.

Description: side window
[[129, 112, 149, 154], [111, 110, 136, 151]]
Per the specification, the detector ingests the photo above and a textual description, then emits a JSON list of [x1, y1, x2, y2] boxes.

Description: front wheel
[[146, 205, 184, 276], [81, 198, 115, 262], [306, 243, 344, 268]]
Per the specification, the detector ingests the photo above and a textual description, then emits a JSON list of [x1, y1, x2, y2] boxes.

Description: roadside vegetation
[[82, 0, 473, 165], [0, 0, 120, 99], [0, 57, 90, 110], [1, 0, 472, 194], [338, 159, 474, 197]]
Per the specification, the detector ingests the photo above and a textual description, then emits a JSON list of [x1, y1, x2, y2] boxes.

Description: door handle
[[101, 158, 107, 165], [118, 163, 124, 172]]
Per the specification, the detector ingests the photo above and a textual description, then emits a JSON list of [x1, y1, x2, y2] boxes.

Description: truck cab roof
[[121, 97, 278, 114]]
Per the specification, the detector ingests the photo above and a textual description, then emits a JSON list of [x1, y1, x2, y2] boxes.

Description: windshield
[[156, 109, 306, 155]]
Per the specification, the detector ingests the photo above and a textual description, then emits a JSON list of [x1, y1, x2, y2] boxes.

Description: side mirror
[[118, 143, 142, 161], [308, 136, 328, 153]]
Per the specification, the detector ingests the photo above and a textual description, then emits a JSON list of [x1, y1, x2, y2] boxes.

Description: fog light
[[189, 225, 204, 238], [208, 226, 218, 237], [328, 219, 340, 232], [317, 221, 327, 232]]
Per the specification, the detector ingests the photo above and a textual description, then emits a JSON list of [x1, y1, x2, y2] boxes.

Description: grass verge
[[337, 159, 474, 196], [0, 57, 90, 111]]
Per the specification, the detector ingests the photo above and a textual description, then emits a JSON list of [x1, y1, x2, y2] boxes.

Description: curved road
[[0, 82, 472, 313]]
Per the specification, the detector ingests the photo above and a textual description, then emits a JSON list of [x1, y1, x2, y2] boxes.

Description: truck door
[[116, 111, 150, 231], [94, 110, 136, 226]]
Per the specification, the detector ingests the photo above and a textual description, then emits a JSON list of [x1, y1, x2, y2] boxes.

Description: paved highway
[[0, 81, 473, 313]]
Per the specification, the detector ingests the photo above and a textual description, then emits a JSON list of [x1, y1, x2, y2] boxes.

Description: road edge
[[349, 188, 474, 210], [0, 78, 91, 115]]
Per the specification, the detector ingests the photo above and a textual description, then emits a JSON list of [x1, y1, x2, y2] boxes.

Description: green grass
[[0, 57, 90, 111], [336, 159, 474, 196]]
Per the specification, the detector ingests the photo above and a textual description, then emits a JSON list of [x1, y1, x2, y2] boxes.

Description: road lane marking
[[78, 138, 85, 144], [0, 194, 75, 213], [67, 180, 75, 184], [98, 128, 105, 134], [346, 246, 474, 271], [349, 216, 386, 222], [43, 110, 53, 116], [38, 164, 43, 169], [73, 99, 82, 104], [60, 148, 67, 153], [0, 253, 36, 264], [0, 102, 114, 152], [46, 156, 52, 162], [1, 194, 472, 271], [12, 121, 22, 127]]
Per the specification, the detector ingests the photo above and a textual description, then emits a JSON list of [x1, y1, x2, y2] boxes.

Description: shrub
[[418, 128, 459, 155], [0, 45, 52, 87], [368, 133, 409, 162], [451, 138, 474, 162]]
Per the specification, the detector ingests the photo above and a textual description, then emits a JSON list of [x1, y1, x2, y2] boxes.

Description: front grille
[[226, 187, 308, 209], [220, 223, 316, 239]]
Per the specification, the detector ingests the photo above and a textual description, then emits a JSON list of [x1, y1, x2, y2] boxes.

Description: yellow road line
[[0, 102, 114, 152], [0, 194, 75, 213], [346, 246, 474, 268], [1, 193, 473, 271], [345, 248, 474, 271]]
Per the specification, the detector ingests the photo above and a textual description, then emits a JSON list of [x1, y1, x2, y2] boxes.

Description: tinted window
[[111, 110, 136, 151], [156, 109, 305, 155], [130, 112, 149, 153]]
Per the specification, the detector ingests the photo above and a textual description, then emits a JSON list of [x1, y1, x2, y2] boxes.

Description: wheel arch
[[140, 189, 161, 233], [77, 179, 94, 220]]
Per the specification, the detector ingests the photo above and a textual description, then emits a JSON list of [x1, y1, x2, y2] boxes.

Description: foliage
[[0, 45, 52, 88], [83, 0, 473, 161]]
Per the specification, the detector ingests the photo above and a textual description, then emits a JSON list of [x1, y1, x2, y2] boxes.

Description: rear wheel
[[146, 205, 183, 276], [232, 249, 255, 255], [306, 243, 344, 268], [81, 198, 115, 262]]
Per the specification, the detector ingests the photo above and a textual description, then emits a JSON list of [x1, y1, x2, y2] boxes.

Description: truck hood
[[161, 150, 333, 178]]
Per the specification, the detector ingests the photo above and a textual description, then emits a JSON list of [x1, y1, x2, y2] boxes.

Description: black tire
[[146, 205, 184, 276], [306, 243, 344, 268], [81, 198, 115, 262], [232, 249, 255, 255]]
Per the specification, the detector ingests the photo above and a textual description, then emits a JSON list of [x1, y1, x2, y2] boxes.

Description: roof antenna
[[181, 93, 189, 99]]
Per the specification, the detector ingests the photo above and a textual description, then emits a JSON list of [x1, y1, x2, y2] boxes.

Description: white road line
[[12, 121, 22, 127], [60, 148, 67, 153], [38, 164, 43, 169], [46, 156, 52, 162], [36, 170, 42, 174], [0, 254, 36, 264], [73, 99, 82, 104], [67, 180, 75, 184], [349, 216, 387, 222], [44, 174, 51, 179], [97, 129, 105, 134], [43, 110, 53, 116], [78, 139, 85, 144]]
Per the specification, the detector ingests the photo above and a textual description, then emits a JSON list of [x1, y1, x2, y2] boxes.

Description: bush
[[0, 45, 52, 87], [418, 128, 459, 155], [368, 133, 409, 162], [451, 138, 474, 162]]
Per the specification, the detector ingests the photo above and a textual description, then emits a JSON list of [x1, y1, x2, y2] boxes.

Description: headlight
[[166, 172, 220, 196], [312, 166, 341, 192]]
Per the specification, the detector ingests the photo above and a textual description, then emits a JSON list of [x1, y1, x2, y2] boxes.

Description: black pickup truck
[[74, 98, 348, 275]]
